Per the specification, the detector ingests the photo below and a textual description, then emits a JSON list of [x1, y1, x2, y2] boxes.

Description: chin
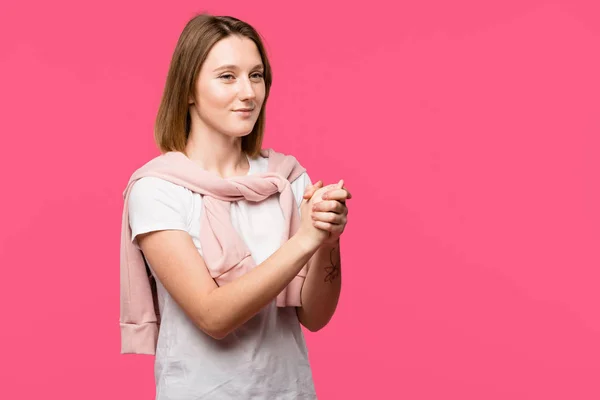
[[221, 129, 252, 139], [226, 124, 258, 138]]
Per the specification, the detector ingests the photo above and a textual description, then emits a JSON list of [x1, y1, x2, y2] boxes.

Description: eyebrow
[[213, 64, 264, 72]]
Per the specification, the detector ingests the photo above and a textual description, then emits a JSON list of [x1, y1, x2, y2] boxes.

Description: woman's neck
[[184, 132, 249, 179]]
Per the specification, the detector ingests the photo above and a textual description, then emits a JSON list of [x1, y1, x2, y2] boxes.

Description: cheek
[[198, 81, 234, 110], [256, 84, 267, 105]]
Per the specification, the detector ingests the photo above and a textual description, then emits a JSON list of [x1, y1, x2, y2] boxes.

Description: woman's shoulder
[[128, 176, 195, 215], [130, 176, 191, 197]]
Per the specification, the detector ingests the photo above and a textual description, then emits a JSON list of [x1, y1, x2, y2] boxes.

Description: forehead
[[203, 36, 263, 69]]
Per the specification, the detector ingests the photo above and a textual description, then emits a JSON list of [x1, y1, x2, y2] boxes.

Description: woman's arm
[[296, 180, 351, 331], [296, 239, 342, 331], [136, 192, 327, 340]]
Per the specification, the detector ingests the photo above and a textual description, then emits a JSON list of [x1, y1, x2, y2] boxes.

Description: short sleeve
[[128, 177, 192, 248], [290, 172, 312, 216]]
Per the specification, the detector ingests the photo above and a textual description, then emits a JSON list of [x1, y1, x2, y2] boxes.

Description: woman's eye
[[251, 72, 264, 79], [220, 74, 235, 80]]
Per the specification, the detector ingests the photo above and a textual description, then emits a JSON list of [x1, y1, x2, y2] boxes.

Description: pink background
[[1, 0, 599, 398]]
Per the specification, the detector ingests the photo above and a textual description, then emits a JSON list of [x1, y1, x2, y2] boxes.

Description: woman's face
[[189, 35, 266, 139]]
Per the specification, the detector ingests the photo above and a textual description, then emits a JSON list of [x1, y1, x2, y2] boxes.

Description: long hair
[[154, 14, 273, 157]]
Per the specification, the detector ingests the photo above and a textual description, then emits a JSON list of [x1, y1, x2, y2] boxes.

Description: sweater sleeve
[[128, 176, 192, 249]]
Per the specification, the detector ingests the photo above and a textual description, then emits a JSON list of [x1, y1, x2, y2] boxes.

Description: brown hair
[[154, 14, 273, 157]]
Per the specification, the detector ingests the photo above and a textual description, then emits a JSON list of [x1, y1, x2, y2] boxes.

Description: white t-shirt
[[128, 153, 317, 399]]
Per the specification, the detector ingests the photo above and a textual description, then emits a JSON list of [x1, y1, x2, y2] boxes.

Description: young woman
[[121, 14, 351, 399]]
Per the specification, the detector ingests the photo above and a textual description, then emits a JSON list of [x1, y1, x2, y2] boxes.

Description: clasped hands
[[299, 179, 352, 247]]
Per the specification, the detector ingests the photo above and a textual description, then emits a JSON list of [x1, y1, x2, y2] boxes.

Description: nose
[[238, 77, 256, 101]]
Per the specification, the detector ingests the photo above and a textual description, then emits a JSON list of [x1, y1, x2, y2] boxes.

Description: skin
[[297, 179, 351, 331], [136, 35, 352, 339]]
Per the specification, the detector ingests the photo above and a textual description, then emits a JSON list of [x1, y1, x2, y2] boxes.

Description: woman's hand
[[302, 179, 352, 246], [296, 181, 330, 250]]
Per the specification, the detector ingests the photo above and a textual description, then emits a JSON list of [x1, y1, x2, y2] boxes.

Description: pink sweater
[[120, 148, 307, 355]]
